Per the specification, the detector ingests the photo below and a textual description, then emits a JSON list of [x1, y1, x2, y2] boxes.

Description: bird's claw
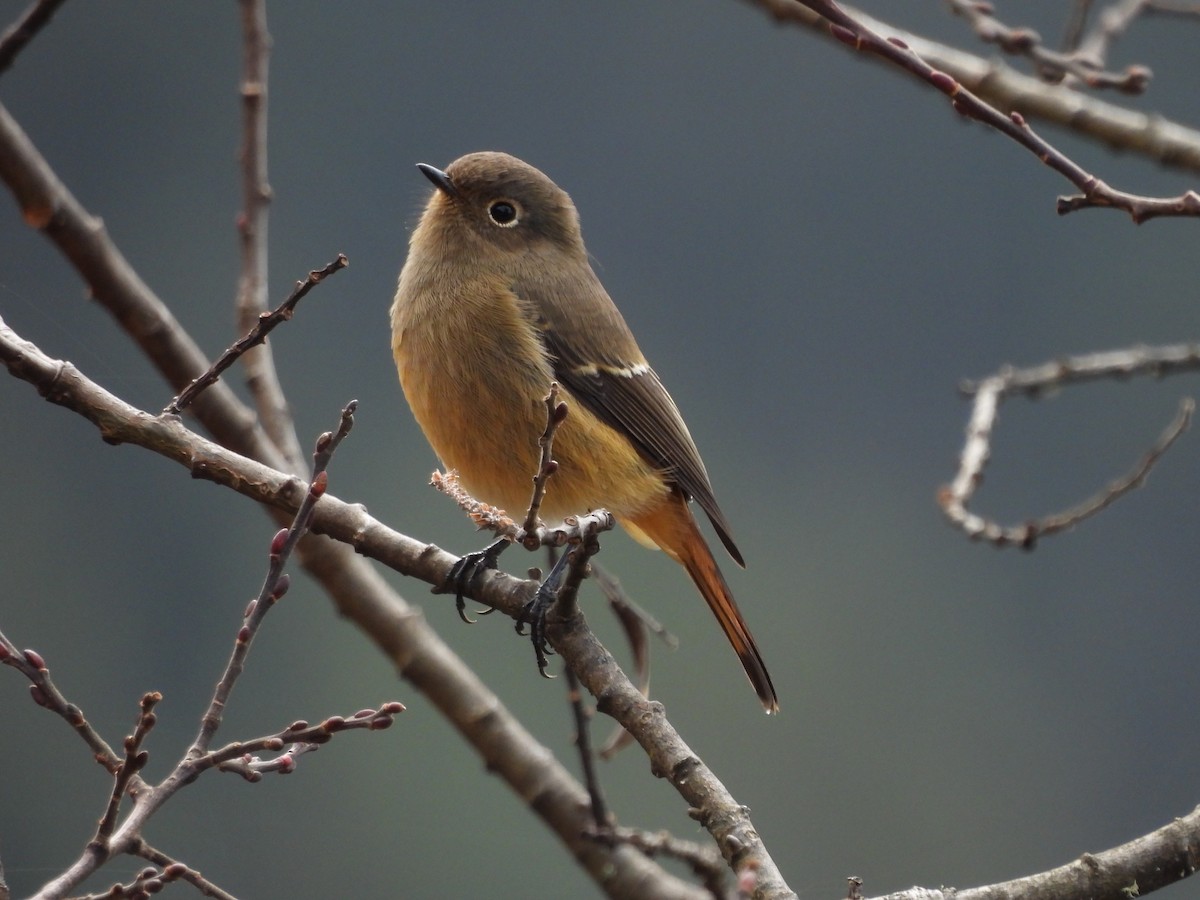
[[516, 580, 559, 677], [515, 549, 572, 678], [442, 538, 510, 623]]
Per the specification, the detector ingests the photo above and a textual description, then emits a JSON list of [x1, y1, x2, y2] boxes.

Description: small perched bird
[[391, 152, 778, 713]]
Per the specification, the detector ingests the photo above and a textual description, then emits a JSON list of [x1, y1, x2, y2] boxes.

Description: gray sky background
[[2, 3, 1198, 898]]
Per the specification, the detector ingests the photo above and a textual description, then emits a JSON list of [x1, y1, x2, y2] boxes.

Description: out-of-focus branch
[[0, 99, 276, 461], [0, 0, 67, 76], [1073, 0, 1151, 76], [946, 0, 1152, 92], [235, 0, 306, 470], [743, 0, 1200, 173], [1061, 0, 1095, 51]]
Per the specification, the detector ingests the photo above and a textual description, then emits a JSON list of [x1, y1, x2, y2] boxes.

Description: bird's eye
[[488, 200, 519, 227]]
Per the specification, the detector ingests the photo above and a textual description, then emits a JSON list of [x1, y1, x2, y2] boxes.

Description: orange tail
[[625, 492, 779, 714]]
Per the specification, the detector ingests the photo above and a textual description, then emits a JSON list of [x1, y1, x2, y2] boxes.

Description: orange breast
[[392, 275, 669, 524]]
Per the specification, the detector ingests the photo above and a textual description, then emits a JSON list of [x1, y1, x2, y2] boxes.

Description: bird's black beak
[[417, 163, 460, 199]]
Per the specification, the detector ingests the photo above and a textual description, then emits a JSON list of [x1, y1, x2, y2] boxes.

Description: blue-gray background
[[2, 3, 1198, 897]]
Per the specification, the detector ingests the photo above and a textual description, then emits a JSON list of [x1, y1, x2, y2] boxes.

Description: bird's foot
[[442, 538, 510, 623], [515, 549, 572, 678]]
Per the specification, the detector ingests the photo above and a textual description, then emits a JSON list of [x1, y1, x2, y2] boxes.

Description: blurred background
[[1, 2, 1198, 897]]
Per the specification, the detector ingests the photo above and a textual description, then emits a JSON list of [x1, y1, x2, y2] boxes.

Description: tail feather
[[624, 493, 779, 714]]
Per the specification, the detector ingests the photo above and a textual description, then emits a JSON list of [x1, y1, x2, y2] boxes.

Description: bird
[[390, 151, 778, 713]]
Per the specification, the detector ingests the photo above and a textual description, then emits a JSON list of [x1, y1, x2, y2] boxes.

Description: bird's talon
[[516, 551, 570, 675], [442, 538, 510, 623]]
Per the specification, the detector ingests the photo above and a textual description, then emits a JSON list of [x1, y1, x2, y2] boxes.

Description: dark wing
[[516, 268, 745, 567]]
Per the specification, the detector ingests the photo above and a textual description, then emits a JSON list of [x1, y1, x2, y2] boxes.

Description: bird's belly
[[398, 343, 666, 523]]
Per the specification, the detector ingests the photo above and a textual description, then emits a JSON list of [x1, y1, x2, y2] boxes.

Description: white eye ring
[[488, 200, 520, 227]]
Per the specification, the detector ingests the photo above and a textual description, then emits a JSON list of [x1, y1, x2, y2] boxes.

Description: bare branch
[[941, 344, 1199, 547], [0, 633, 121, 771], [946, 0, 1152, 92], [0, 0, 67, 76], [869, 802, 1200, 900], [565, 665, 611, 831], [164, 254, 347, 415], [93, 693, 160, 847], [20, 401, 399, 899], [562, 600, 790, 895], [1145, 0, 1200, 14], [742, 0, 1200, 174], [0, 99, 279, 459], [188, 401, 354, 759], [130, 842, 237, 900], [959, 343, 1200, 395], [1061, 0, 1096, 51], [75, 862, 190, 900], [521, 382, 569, 548], [233, 0, 308, 471], [1073, 0, 1149, 74], [203, 702, 404, 782], [769, 1, 1200, 221], [585, 825, 728, 899]]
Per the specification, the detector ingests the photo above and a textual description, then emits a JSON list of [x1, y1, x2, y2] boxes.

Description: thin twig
[[0, 632, 121, 771], [593, 563, 679, 760], [187, 401, 356, 758], [552, 516, 606, 623], [233, 0, 305, 470], [1145, 0, 1200, 13], [75, 861, 189, 900], [565, 665, 610, 830], [0, 0, 67, 76], [1073, 0, 1148, 77], [522, 383, 569, 548], [164, 255, 347, 415], [93, 693, 160, 847], [585, 825, 729, 899], [131, 841, 237, 900], [22, 403, 403, 900], [941, 344, 1198, 547], [946, 0, 1152, 91], [782, 0, 1200, 221], [1062, 0, 1096, 51], [743, 0, 1200, 184], [205, 701, 404, 782], [959, 343, 1200, 395]]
